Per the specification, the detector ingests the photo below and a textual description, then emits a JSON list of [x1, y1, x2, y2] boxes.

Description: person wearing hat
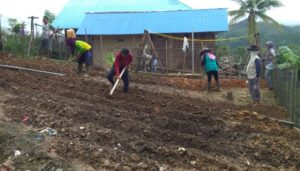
[[246, 45, 261, 105], [107, 48, 133, 93], [66, 39, 92, 75], [264, 41, 276, 89], [201, 48, 221, 91]]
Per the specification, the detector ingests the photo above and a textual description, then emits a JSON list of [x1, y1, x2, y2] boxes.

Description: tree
[[215, 46, 230, 58], [44, 10, 55, 24], [7, 18, 25, 35], [8, 18, 17, 34], [229, 0, 283, 45]]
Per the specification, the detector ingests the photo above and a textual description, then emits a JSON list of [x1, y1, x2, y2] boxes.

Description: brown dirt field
[[0, 54, 299, 170], [130, 72, 268, 92]]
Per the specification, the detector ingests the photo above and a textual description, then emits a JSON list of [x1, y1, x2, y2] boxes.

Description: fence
[[273, 68, 300, 128]]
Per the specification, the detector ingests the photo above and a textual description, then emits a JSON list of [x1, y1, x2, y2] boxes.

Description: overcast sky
[[181, 0, 300, 26], [0, 0, 299, 29]]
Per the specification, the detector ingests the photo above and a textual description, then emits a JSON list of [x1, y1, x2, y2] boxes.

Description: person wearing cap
[[264, 41, 276, 89], [246, 45, 261, 105], [66, 39, 92, 75], [107, 48, 133, 93], [200, 48, 221, 91]]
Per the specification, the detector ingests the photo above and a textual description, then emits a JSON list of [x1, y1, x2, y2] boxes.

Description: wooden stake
[[27, 16, 39, 56]]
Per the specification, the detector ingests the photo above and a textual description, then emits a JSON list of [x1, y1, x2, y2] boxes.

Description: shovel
[[109, 68, 126, 95]]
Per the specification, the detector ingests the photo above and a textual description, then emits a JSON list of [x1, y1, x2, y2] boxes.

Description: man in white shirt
[[246, 45, 261, 105], [38, 16, 51, 57]]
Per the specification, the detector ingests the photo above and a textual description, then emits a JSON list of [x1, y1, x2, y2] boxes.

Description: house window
[[118, 38, 125, 42]]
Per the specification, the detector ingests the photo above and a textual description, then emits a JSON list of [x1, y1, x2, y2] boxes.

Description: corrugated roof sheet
[[77, 9, 228, 35], [52, 0, 191, 29]]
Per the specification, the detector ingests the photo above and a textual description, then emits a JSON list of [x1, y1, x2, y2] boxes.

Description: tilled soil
[[0, 54, 300, 170], [131, 72, 268, 91]]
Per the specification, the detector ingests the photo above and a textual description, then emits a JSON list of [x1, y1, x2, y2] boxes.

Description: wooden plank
[[0, 64, 65, 77]]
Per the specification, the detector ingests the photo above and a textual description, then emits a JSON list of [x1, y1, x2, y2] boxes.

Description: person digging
[[200, 48, 221, 91], [66, 39, 92, 76], [107, 48, 133, 93]]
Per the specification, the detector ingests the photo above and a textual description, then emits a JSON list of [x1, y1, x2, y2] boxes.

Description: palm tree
[[229, 0, 283, 45]]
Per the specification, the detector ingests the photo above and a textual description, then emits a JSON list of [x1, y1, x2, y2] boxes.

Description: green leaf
[[106, 53, 115, 65]]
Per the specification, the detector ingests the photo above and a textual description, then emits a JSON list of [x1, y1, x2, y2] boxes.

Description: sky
[[181, 0, 300, 26], [0, 0, 299, 29]]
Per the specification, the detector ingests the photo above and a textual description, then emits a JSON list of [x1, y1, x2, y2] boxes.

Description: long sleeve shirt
[[114, 52, 133, 76]]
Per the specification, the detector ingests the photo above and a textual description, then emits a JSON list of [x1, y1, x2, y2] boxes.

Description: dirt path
[[0, 55, 299, 170]]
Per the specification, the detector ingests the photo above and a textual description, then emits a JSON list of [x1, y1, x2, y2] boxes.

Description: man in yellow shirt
[[66, 39, 92, 75]]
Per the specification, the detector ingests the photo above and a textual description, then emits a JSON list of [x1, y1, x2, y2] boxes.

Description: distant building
[[53, 0, 228, 72]]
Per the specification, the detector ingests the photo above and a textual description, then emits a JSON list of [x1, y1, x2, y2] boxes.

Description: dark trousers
[[107, 65, 129, 93], [248, 78, 260, 102], [78, 51, 92, 65], [39, 39, 49, 56], [207, 70, 219, 82]]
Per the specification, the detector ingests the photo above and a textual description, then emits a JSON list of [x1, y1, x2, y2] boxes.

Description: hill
[[218, 20, 300, 49]]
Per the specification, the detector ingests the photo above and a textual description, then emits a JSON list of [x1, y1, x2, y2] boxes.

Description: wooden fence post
[[27, 16, 38, 57], [288, 69, 294, 122], [166, 39, 168, 74], [182, 52, 186, 73], [292, 69, 298, 124]]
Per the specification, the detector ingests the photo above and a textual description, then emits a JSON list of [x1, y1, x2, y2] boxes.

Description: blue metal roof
[[77, 9, 228, 35], [52, 0, 191, 29]]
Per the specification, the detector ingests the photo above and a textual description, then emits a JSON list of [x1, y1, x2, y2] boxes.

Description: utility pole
[[192, 31, 194, 74], [27, 16, 38, 56], [0, 14, 3, 51]]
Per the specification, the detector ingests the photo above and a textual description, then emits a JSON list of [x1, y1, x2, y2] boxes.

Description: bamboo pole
[[0, 64, 65, 77], [166, 39, 168, 74], [182, 52, 186, 73], [192, 32, 195, 74], [100, 35, 103, 67], [136, 31, 147, 72], [27, 16, 38, 56]]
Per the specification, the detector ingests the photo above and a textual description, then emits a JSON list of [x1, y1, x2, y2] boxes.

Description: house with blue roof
[[53, 0, 191, 29], [53, 0, 228, 72]]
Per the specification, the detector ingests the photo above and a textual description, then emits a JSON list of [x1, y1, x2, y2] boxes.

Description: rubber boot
[[77, 64, 83, 74]]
